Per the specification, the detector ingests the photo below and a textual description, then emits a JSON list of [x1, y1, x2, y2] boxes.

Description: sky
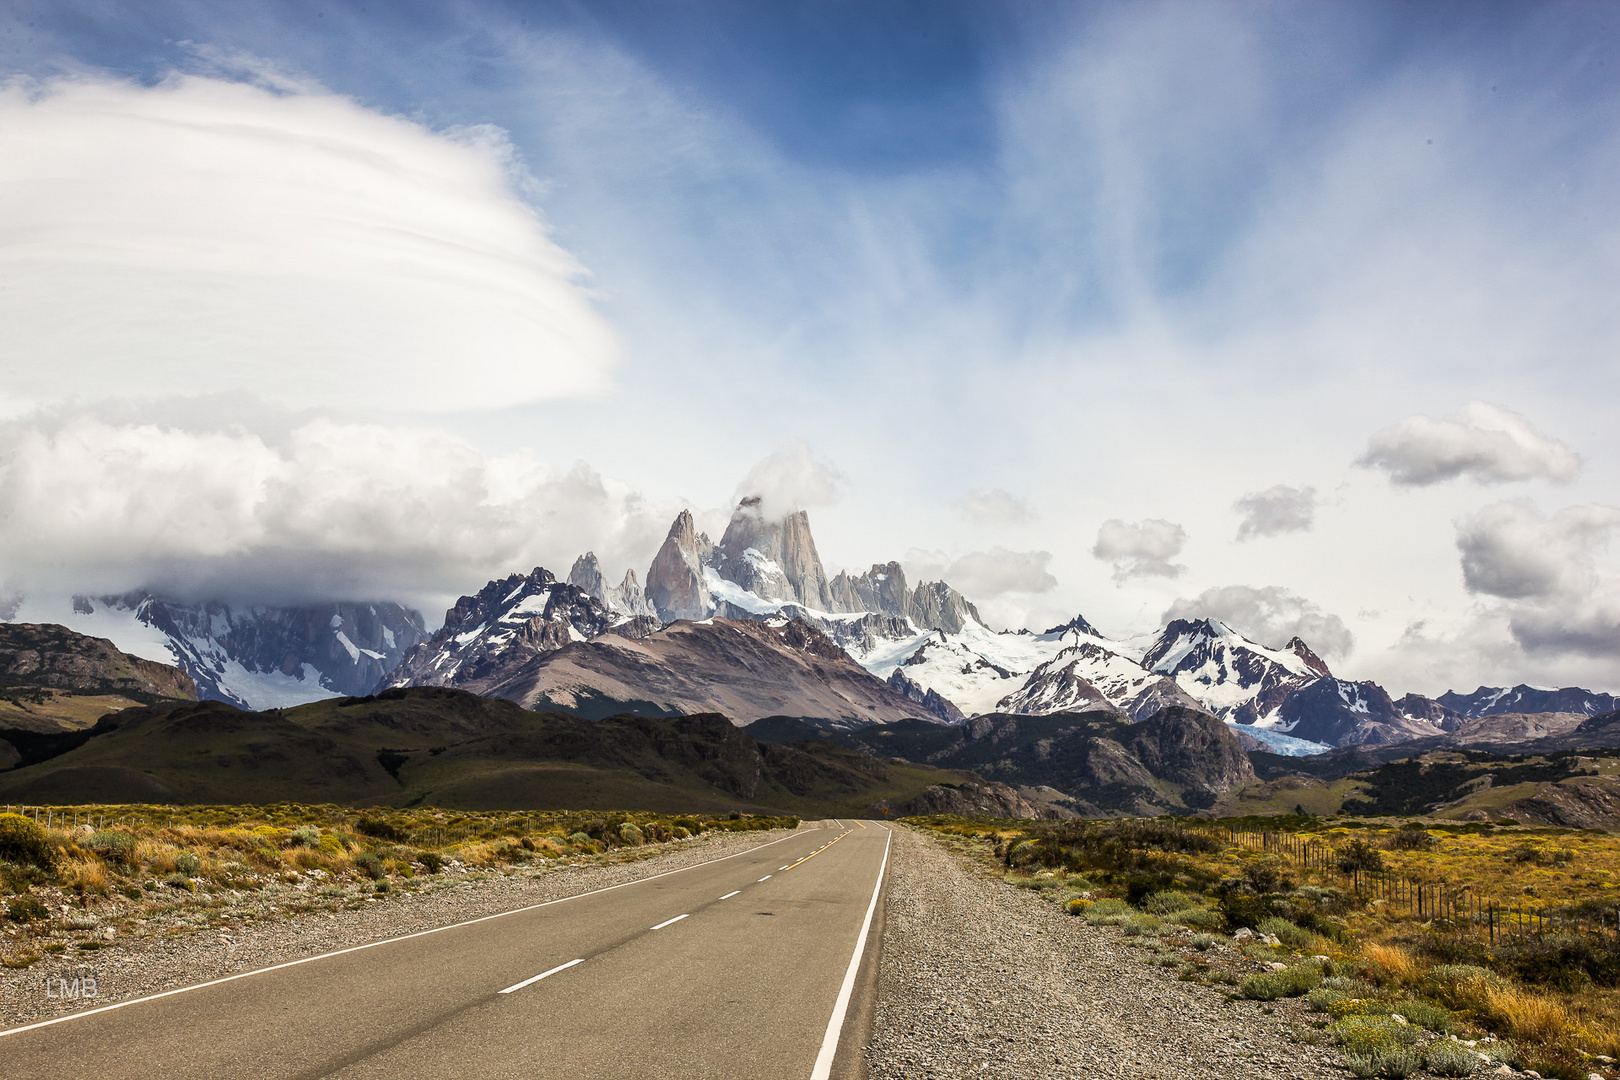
[[0, 0, 1617, 697]]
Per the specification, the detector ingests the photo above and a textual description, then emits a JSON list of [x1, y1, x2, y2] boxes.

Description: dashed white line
[[758, 875, 772, 882], [779, 866, 790, 870], [499, 958, 584, 995], [650, 914, 689, 930], [719, 890, 741, 900]]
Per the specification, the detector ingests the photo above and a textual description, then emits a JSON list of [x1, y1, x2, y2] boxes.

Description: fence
[[1188, 820, 1619, 944]]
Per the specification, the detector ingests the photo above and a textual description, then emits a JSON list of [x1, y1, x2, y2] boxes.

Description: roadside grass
[[0, 805, 795, 970], [906, 813, 1620, 1080]]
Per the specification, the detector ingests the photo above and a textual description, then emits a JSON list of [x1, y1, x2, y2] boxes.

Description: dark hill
[[0, 686, 971, 817]]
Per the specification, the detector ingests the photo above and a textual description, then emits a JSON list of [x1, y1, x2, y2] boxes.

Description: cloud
[[1452, 500, 1620, 662], [1456, 501, 1620, 601], [1162, 585, 1354, 660], [1357, 403, 1581, 487], [1092, 518, 1187, 582], [1234, 485, 1316, 540], [0, 408, 675, 613], [0, 71, 619, 413], [734, 440, 844, 521], [940, 548, 1057, 599], [955, 489, 1036, 524]]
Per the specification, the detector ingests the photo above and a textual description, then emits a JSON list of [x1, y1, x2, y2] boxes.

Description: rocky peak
[[711, 498, 834, 610], [645, 510, 713, 622], [1043, 613, 1106, 638], [907, 580, 987, 634], [570, 552, 655, 618], [827, 561, 912, 617], [1286, 636, 1333, 678]]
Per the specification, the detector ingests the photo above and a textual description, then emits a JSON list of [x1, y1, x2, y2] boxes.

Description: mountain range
[[3, 499, 1614, 755]]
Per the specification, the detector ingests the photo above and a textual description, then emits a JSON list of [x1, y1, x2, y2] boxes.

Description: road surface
[[0, 820, 892, 1079]]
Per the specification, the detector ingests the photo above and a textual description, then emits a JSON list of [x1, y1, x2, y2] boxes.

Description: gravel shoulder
[[865, 825, 1348, 1080], [0, 825, 809, 1030]]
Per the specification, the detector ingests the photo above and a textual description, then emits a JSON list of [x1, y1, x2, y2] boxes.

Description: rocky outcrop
[[907, 580, 985, 634], [569, 552, 656, 618], [385, 568, 631, 692], [0, 622, 196, 700], [1394, 693, 1465, 732], [895, 778, 1070, 819], [645, 510, 713, 621], [1124, 706, 1255, 799], [886, 669, 967, 723], [1269, 678, 1447, 747]]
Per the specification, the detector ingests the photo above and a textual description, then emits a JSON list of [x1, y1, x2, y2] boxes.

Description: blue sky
[[1, 0, 1618, 695]]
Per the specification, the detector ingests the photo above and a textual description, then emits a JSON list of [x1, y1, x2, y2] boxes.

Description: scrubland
[[0, 803, 794, 973], [909, 813, 1620, 1080]]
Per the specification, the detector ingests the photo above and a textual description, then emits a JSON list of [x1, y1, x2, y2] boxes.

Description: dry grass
[[1468, 978, 1572, 1043], [61, 857, 109, 897], [1361, 942, 1419, 987]]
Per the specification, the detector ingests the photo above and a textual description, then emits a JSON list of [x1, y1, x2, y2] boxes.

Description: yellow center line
[[782, 829, 853, 870]]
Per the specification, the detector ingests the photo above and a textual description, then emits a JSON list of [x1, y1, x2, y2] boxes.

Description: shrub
[[1170, 907, 1221, 930], [1241, 966, 1319, 1000], [418, 852, 445, 874], [1219, 889, 1282, 931], [356, 817, 410, 843], [672, 827, 691, 840], [1308, 988, 1348, 1012], [1398, 1000, 1454, 1033], [354, 854, 386, 881], [1388, 825, 1436, 852], [5, 895, 47, 922], [289, 826, 321, 848], [86, 830, 138, 866], [1123, 914, 1164, 937], [0, 814, 55, 870], [1337, 839, 1385, 873], [1256, 916, 1310, 948], [318, 834, 346, 856], [1331, 1015, 1420, 1057], [1141, 889, 1199, 915], [1344, 1046, 1422, 1079], [1191, 934, 1218, 951], [1470, 980, 1571, 1044], [618, 823, 644, 847], [175, 852, 201, 876], [1422, 1040, 1477, 1078], [673, 817, 701, 834], [567, 832, 591, 847]]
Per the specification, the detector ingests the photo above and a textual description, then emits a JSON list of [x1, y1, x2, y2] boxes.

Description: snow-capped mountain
[[384, 567, 657, 691], [4, 593, 427, 710], [1438, 684, 1620, 720]]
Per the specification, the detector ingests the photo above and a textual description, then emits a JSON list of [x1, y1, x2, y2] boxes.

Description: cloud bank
[[1358, 403, 1581, 487], [0, 71, 619, 413], [734, 440, 845, 521], [1092, 518, 1187, 582], [1162, 584, 1354, 660], [0, 409, 673, 613], [1234, 485, 1316, 540]]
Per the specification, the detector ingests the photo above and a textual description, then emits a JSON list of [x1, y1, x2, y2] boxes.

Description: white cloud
[[955, 489, 1036, 524], [1357, 403, 1581, 487], [1161, 585, 1354, 660], [1092, 518, 1187, 582], [734, 440, 844, 521], [0, 408, 675, 614], [0, 72, 619, 413], [1234, 485, 1316, 540], [940, 548, 1057, 599]]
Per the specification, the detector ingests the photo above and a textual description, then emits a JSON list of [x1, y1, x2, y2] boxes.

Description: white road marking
[[779, 866, 790, 870], [811, 825, 893, 1080], [758, 875, 772, 881], [498, 958, 584, 995], [0, 830, 808, 1041], [719, 890, 741, 899], [650, 914, 689, 930]]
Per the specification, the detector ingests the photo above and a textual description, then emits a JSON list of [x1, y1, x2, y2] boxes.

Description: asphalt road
[[0, 820, 892, 1079]]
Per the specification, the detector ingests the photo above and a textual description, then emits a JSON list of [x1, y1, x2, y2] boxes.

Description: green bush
[[86, 830, 138, 866], [418, 852, 445, 874], [0, 814, 55, 870], [1423, 1040, 1477, 1077], [289, 825, 321, 848], [672, 817, 701, 834], [1169, 907, 1222, 930], [1255, 916, 1311, 947], [567, 832, 591, 847], [1337, 838, 1385, 873], [175, 852, 201, 875], [1307, 988, 1348, 1012], [1397, 1000, 1453, 1033], [5, 894, 47, 923], [1190, 933, 1218, 951], [618, 823, 644, 846], [1344, 1046, 1421, 1079], [1141, 889, 1199, 915], [1331, 1015, 1420, 1057], [1240, 965, 1320, 1000], [354, 854, 386, 880]]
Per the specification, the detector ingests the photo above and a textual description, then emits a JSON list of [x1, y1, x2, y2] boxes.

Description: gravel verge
[[0, 825, 807, 1029], [865, 826, 1348, 1080]]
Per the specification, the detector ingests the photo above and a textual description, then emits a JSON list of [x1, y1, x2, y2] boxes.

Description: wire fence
[[1187, 820, 1617, 944]]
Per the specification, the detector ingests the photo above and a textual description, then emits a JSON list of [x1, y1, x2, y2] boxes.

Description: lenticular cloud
[[0, 73, 619, 413]]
